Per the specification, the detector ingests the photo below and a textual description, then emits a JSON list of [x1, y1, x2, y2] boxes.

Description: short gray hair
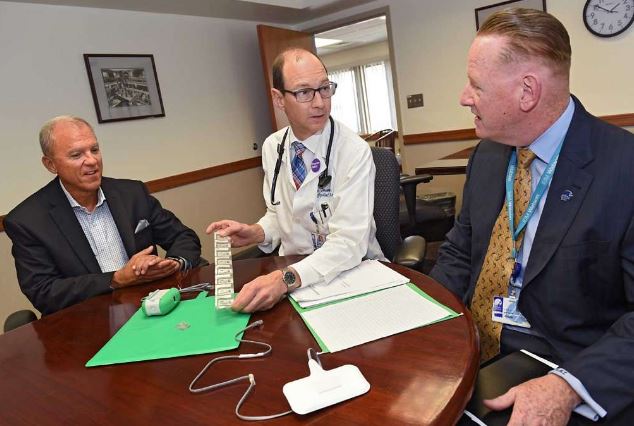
[[39, 115, 95, 156]]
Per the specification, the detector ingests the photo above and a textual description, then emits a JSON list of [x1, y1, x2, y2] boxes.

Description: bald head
[[271, 48, 327, 92], [39, 115, 95, 157]]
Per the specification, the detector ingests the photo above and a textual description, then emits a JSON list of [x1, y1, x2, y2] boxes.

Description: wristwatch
[[281, 268, 300, 293]]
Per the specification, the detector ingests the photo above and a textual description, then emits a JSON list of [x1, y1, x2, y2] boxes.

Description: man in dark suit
[[4, 116, 201, 315], [430, 9, 634, 425]]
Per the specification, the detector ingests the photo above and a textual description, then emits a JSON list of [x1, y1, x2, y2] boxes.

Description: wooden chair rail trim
[[0, 156, 262, 233], [403, 112, 634, 145], [404, 128, 477, 145], [2, 111, 632, 231]]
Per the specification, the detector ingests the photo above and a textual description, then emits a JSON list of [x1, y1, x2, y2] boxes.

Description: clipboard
[[465, 351, 552, 425], [86, 292, 250, 367]]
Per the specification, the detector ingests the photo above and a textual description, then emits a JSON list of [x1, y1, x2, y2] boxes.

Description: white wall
[[0, 1, 273, 214], [0, 1, 272, 325]]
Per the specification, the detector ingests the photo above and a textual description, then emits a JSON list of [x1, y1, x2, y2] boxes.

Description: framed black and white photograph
[[83, 54, 165, 123], [475, 0, 547, 30]]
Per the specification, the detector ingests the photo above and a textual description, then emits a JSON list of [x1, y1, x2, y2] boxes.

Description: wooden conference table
[[0, 256, 478, 425]]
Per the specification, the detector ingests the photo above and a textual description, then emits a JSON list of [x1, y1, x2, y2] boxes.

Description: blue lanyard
[[506, 141, 564, 259]]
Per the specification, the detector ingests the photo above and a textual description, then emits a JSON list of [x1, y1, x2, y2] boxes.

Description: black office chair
[[371, 147, 427, 271], [3, 309, 37, 332], [399, 191, 456, 242]]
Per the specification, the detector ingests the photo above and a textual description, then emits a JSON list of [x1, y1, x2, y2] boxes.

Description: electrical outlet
[[407, 93, 424, 109]]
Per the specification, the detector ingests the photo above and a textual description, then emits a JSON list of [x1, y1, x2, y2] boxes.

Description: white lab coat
[[257, 119, 385, 287]]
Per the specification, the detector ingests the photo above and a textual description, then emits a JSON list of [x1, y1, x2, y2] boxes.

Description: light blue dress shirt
[[59, 182, 129, 273], [506, 98, 606, 420]]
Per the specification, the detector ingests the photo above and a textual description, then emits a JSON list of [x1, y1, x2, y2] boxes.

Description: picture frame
[[475, 0, 547, 30], [83, 54, 165, 123]]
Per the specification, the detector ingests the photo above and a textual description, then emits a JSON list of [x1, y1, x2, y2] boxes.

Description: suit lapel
[[47, 179, 101, 273], [471, 142, 512, 283], [101, 178, 136, 257], [523, 100, 594, 287]]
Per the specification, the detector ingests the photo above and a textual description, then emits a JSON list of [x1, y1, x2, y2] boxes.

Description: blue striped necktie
[[291, 142, 307, 189]]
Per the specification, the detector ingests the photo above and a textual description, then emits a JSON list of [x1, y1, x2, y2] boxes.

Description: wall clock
[[583, 0, 634, 37]]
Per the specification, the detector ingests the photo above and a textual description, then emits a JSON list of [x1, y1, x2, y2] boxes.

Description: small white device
[[189, 329, 371, 421], [283, 349, 370, 415]]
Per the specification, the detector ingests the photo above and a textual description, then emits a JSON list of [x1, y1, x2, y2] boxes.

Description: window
[[329, 60, 395, 134]]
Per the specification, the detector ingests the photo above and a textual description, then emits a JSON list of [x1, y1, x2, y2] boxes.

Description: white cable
[[188, 320, 293, 421], [236, 375, 293, 421], [178, 282, 213, 293], [189, 354, 250, 393]]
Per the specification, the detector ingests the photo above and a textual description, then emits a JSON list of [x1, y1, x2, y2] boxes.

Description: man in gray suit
[[430, 9, 634, 425]]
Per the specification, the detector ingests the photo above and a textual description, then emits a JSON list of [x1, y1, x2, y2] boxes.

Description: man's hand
[[231, 270, 287, 313], [111, 246, 180, 288], [205, 220, 264, 247], [133, 257, 180, 281], [130, 254, 179, 279], [485, 374, 582, 426]]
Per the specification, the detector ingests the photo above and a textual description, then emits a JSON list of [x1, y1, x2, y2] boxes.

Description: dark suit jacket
[[431, 97, 634, 420], [4, 177, 201, 315]]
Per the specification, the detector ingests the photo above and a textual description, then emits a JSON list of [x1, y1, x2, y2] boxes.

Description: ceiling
[[11, 0, 376, 25], [316, 16, 387, 55]]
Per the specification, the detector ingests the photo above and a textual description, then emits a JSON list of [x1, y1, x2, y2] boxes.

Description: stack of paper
[[293, 283, 460, 353], [290, 260, 408, 307]]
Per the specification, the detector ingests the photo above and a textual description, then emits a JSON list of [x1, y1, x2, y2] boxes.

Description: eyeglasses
[[282, 82, 337, 103]]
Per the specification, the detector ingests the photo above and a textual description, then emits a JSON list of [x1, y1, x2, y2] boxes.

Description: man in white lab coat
[[207, 48, 384, 313]]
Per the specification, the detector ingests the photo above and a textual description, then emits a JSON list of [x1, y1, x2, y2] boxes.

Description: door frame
[[301, 7, 404, 155]]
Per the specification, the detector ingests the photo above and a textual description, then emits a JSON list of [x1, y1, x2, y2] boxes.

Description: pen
[[321, 203, 328, 218], [309, 212, 320, 232]]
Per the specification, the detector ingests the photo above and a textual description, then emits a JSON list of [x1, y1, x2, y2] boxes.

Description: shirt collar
[[288, 118, 331, 158], [59, 179, 106, 211], [528, 96, 575, 163]]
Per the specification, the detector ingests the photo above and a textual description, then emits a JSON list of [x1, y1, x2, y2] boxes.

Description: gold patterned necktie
[[471, 148, 537, 362]]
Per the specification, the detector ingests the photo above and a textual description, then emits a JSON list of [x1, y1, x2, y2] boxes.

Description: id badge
[[311, 232, 326, 250], [491, 296, 531, 328], [317, 185, 333, 198]]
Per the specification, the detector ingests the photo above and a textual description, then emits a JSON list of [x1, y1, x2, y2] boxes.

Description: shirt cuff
[[549, 368, 607, 421], [167, 256, 191, 271], [107, 271, 117, 290], [256, 219, 276, 253], [291, 259, 323, 288]]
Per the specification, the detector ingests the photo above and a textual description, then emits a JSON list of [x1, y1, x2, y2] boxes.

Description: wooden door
[[257, 25, 315, 132]]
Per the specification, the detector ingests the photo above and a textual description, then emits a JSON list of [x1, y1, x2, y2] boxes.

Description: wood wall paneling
[[0, 156, 262, 233]]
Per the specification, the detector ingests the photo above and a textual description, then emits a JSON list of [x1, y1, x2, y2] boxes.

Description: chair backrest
[[371, 147, 402, 261]]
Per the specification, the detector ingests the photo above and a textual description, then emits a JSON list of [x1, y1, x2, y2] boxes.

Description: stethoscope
[[270, 116, 334, 205]]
